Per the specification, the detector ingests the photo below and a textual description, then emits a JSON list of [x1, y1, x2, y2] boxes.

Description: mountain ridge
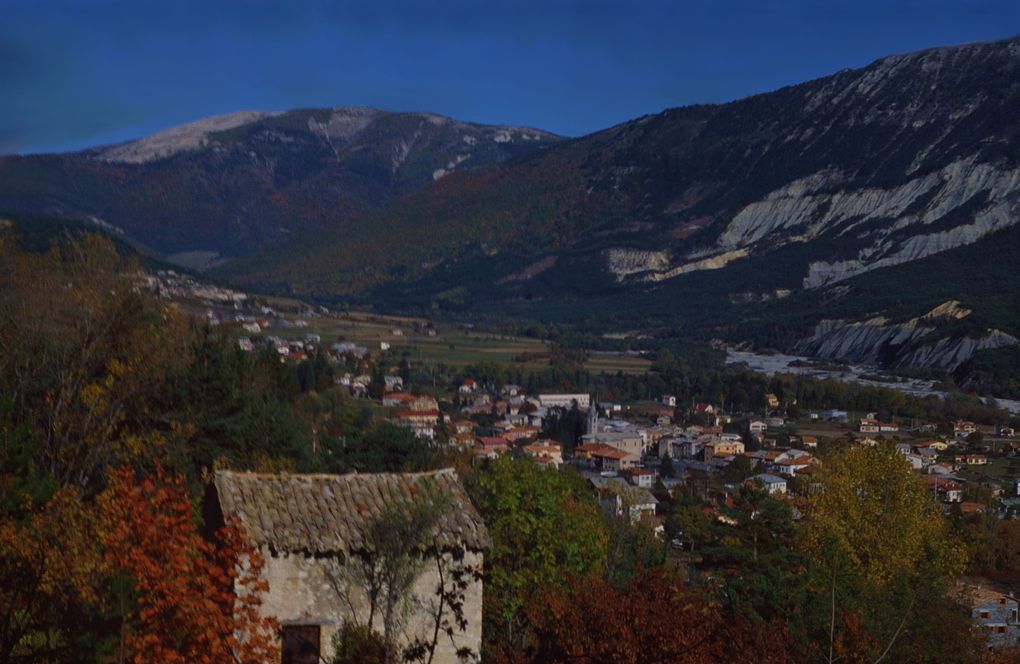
[[227, 34, 1020, 304], [0, 107, 563, 259], [2, 36, 1020, 378]]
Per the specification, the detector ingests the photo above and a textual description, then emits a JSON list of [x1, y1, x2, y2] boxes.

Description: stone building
[[206, 469, 490, 664]]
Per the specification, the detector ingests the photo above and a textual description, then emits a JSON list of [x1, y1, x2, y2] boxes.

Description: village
[[306, 343, 1020, 643], [142, 267, 1020, 657]]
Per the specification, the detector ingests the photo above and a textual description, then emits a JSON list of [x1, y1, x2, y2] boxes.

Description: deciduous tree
[[0, 487, 106, 663], [98, 465, 278, 664], [468, 456, 609, 658], [0, 235, 191, 495], [800, 443, 967, 662], [524, 567, 794, 664]]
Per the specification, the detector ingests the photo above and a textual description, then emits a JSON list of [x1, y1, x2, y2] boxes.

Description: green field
[[302, 311, 652, 374], [956, 455, 1020, 489]]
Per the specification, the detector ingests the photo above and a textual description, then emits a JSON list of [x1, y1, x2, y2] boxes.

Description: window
[[282, 625, 320, 664]]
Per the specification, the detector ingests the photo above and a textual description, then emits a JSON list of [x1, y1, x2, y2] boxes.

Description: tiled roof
[[575, 443, 619, 455], [598, 450, 629, 460], [213, 469, 490, 555], [577, 444, 632, 460]]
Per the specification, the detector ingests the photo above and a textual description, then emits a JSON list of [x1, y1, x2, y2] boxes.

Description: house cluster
[[458, 390, 588, 462], [380, 380, 584, 461], [333, 370, 373, 397], [236, 332, 323, 362], [368, 370, 1020, 537], [858, 415, 900, 434], [144, 269, 249, 307], [521, 439, 564, 467], [458, 384, 570, 429], [240, 333, 386, 367], [386, 392, 443, 440], [664, 427, 745, 468], [746, 448, 819, 478], [872, 435, 1020, 518], [146, 270, 340, 354]]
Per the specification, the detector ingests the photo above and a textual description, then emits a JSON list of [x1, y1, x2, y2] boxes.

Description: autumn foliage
[[98, 465, 278, 664], [0, 486, 106, 662], [521, 567, 794, 664]]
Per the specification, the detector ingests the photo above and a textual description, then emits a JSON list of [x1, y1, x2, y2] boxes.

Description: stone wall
[[259, 548, 484, 663]]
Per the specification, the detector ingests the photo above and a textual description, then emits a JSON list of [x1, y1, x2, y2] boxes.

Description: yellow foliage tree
[[0, 234, 193, 495], [800, 443, 967, 661], [803, 443, 964, 586], [0, 487, 107, 661]]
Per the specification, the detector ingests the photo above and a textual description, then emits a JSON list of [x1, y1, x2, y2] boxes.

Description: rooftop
[[212, 469, 490, 555]]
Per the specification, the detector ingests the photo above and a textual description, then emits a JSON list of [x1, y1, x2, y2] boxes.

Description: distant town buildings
[[538, 393, 591, 411]]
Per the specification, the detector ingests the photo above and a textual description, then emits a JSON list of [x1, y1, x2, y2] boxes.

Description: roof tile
[[213, 468, 490, 554]]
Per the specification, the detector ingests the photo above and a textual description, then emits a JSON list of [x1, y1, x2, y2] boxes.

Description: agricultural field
[[957, 454, 1020, 490], [585, 354, 654, 375], [303, 312, 652, 374], [304, 312, 547, 369]]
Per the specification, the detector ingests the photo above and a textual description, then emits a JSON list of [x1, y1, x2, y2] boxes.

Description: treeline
[[460, 349, 1018, 426]]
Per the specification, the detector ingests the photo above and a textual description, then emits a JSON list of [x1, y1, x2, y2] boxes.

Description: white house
[[859, 418, 881, 433], [752, 473, 788, 495], [626, 468, 657, 489]]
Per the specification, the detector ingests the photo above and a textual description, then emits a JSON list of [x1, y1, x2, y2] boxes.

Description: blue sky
[[3, 0, 1019, 154]]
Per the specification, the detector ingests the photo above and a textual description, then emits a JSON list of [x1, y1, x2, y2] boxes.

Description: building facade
[[208, 469, 490, 664]]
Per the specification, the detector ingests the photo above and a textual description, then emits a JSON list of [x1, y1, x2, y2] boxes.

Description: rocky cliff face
[[598, 36, 1020, 293], [717, 157, 1020, 289], [794, 301, 1018, 371]]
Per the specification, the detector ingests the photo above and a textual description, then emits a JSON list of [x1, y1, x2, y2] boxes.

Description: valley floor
[[726, 349, 1020, 416]]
